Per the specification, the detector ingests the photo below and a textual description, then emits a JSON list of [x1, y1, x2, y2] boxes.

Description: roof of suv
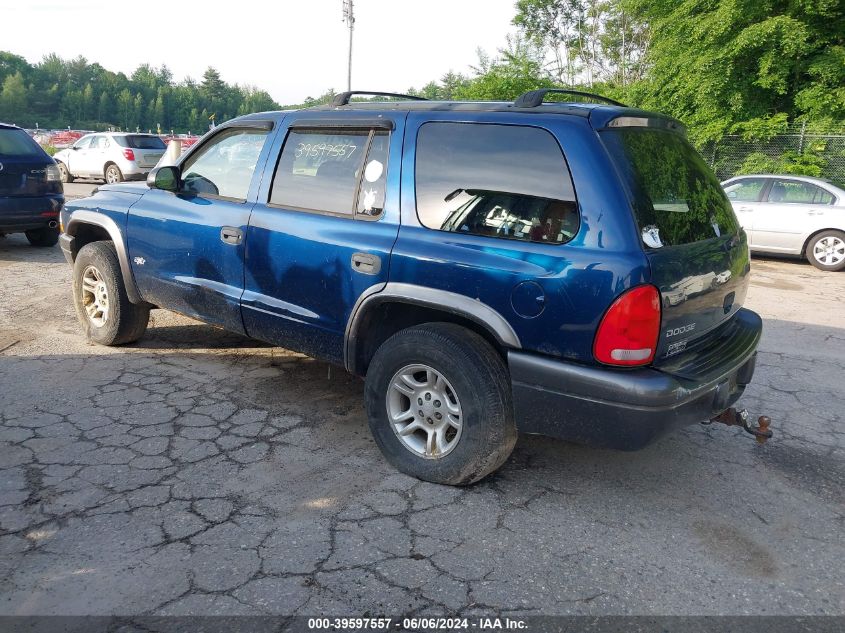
[[232, 89, 684, 135]]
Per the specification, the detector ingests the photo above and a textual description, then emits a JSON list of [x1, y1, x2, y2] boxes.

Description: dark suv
[[58, 90, 762, 485], [0, 123, 64, 246]]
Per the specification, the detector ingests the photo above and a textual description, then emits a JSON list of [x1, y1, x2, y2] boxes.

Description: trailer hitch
[[704, 408, 772, 444]]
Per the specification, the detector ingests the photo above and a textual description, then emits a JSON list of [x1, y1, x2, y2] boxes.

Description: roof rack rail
[[330, 91, 428, 107], [514, 89, 625, 108]]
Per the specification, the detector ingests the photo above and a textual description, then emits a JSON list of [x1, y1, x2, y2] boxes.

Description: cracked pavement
[[1, 228, 843, 617]]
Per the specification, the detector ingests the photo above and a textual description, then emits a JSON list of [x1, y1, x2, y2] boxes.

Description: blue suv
[[59, 90, 762, 485]]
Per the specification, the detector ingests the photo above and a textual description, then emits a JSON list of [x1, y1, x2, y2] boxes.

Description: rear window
[[116, 135, 166, 150], [0, 128, 45, 157], [601, 128, 739, 247]]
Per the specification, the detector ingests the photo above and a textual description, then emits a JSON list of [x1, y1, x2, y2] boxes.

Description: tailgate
[[647, 233, 751, 360], [599, 120, 752, 362]]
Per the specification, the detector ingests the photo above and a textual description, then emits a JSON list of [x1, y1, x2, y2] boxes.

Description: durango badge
[[666, 323, 696, 337]]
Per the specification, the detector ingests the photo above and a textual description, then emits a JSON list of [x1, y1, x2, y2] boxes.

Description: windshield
[[0, 128, 45, 157], [601, 128, 739, 247]]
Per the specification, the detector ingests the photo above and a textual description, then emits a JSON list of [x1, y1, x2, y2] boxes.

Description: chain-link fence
[[701, 123, 845, 185]]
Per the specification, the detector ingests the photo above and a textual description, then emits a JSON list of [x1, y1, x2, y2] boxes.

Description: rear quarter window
[[415, 122, 579, 244], [601, 127, 739, 247]]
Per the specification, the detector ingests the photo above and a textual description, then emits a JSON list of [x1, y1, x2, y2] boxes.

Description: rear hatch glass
[[121, 135, 166, 150], [0, 128, 55, 196], [601, 126, 751, 362]]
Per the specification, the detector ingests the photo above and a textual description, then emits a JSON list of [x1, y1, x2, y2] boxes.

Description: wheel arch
[[345, 283, 521, 376], [65, 210, 143, 304], [802, 227, 845, 258]]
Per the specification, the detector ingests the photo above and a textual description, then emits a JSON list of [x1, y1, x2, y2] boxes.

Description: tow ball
[[704, 408, 773, 444]]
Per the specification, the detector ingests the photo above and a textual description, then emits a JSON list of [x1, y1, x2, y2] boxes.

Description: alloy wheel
[[813, 236, 845, 267], [81, 265, 109, 327], [386, 364, 463, 459]]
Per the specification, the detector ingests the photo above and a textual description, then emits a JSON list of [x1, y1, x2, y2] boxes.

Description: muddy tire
[[72, 241, 149, 345], [25, 227, 59, 247], [364, 323, 517, 485]]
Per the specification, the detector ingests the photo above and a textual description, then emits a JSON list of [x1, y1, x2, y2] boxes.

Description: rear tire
[[364, 323, 517, 485], [25, 226, 59, 247], [57, 162, 73, 183], [72, 241, 149, 345], [104, 163, 123, 184], [806, 230, 845, 272]]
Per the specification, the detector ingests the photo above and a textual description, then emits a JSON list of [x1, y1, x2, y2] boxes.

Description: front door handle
[[351, 252, 381, 275], [220, 226, 243, 245], [737, 206, 753, 213]]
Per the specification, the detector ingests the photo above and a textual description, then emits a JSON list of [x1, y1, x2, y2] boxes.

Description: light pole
[[342, 0, 355, 91]]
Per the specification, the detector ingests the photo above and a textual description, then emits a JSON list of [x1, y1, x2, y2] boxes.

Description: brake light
[[123, 148, 135, 161], [593, 285, 661, 366]]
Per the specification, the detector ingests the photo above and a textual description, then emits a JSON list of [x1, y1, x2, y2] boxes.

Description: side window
[[357, 131, 389, 217], [724, 178, 766, 202], [74, 136, 92, 150], [415, 122, 578, 244], [767, 180, 834, 205], [270, 127, 388, 217], [181, 128, 269, 201]]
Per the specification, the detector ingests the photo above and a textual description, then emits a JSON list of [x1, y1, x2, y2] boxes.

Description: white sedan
[[722, 174, 845, 271]]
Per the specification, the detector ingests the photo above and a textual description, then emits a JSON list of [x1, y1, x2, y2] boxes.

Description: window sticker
[[364, 159, 383, 183], [642, 225, 663, 248], [361, 187, 378, 212]]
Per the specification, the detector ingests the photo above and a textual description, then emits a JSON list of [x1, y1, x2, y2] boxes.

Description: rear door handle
[[351, 252, 381, 275], [220, 226, 243, 245], [807, 209, 824, 216]]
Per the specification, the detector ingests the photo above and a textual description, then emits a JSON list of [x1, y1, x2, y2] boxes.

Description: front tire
[[806, 230, 845, 272], [72, 241, 150, 345], [364, 323, 517, 485], [104, 163, 123, 184], [25, 226, 59, 247]]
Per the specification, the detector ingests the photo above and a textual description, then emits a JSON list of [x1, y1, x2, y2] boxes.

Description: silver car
[[54, 132, 166, 184], [722, 174, 845, 271]]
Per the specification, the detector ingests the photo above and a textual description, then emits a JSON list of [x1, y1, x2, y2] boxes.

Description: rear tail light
[[45, 164, 61, 182], [123, 148, 136, 161], [593, 285, 661, 366]]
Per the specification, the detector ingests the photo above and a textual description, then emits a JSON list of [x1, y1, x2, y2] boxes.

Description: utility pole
[[342, 0, 355, 91]]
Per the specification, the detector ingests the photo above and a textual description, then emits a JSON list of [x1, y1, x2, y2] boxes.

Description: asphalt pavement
[[0, 211, 843, 617]]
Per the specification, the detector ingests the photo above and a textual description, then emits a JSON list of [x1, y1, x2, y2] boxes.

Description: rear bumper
[[510, 308, 761, 450], [0, 194, 63, 232]]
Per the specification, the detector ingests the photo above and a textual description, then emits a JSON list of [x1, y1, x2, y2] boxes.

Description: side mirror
[[147, 165, 180, 192], [71, 146, 80, 151]]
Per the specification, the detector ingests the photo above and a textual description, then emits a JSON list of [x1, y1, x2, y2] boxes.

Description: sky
[[3, 0, 517, 104]]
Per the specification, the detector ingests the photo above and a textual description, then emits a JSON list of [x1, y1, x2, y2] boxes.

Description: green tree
[[0, 71, 28, 122], [97, 91, 113, 125], [625, 0, 845, 143], [456, 36, 555, 100], [117, 88, 133, 130], [514, 0, 649, 88]]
